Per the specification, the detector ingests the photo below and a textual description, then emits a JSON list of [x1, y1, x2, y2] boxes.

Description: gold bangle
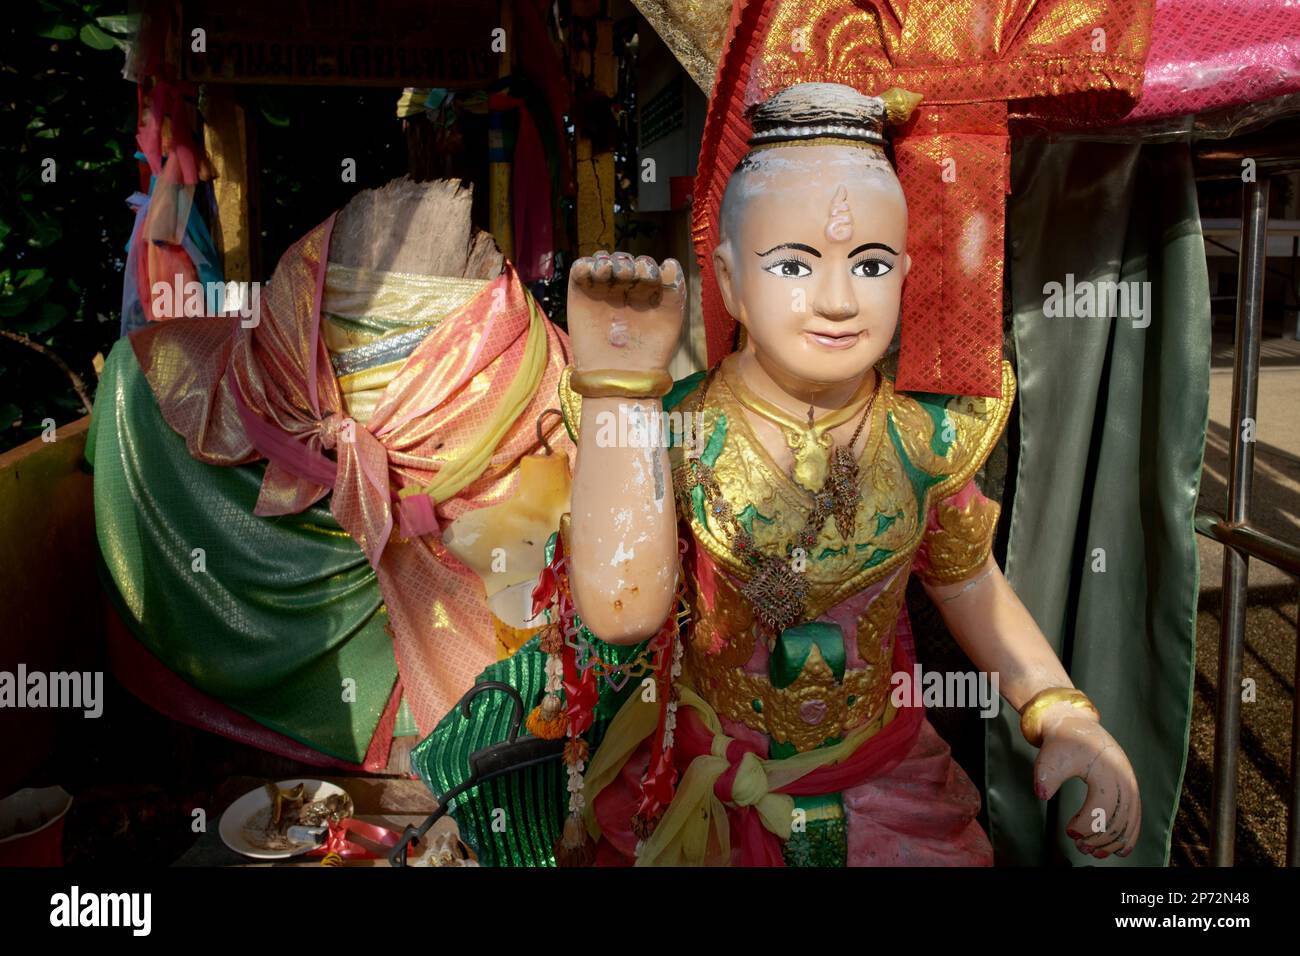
[[569, 368, 673, 400], [1019, 687, 1099, 747]]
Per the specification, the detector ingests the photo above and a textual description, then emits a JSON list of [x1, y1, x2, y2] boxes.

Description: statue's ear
[[901, 252, 911, 282], [712, 242, 742, 324]]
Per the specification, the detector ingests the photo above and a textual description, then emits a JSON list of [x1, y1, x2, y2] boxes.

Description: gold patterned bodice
[[559, 358, 1016, 753]]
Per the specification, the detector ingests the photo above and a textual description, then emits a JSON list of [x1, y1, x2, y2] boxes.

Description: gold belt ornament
[[683, 638, 894, 754]]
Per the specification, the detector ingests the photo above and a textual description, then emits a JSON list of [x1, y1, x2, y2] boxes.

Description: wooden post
[[573, 4, 617, 256], [201, 85, 259, 282], [488, 0, 515, 260]]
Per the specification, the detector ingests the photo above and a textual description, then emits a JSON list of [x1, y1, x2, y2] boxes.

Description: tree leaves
[[0, 268, 53, 318], [1, 2, 134, 448], [35, 21, 76, 41], [78, 22, 117, 50], [23, 208, 63, 248]]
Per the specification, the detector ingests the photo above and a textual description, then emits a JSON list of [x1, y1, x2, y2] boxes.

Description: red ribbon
[[633, 618, 682, 824], [308, 818, 404, 862]]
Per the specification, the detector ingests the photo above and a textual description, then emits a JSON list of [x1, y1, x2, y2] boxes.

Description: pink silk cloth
[[1126, 0, 1300, 121], [130, 214, 575, 734]]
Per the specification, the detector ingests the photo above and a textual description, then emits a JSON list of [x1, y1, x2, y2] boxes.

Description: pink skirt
[[840, 716, 993, 866], [594, 712, 994, 866]]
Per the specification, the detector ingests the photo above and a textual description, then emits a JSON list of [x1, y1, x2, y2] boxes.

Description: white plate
[[218, 779, 347, 860]]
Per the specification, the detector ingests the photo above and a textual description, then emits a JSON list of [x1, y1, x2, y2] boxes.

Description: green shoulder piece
[[900, 390, 958, 458], [886, 360, 1017, 504], [886, 414, 947, 525], [664, 370, 707, 412]]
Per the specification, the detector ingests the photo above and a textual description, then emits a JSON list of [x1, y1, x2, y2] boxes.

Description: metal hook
[[459, 681, 526, 743], [535, 407, 564, 456]]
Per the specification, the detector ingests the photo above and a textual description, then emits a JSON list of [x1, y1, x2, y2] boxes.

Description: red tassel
[[632, 620, 682, 830]]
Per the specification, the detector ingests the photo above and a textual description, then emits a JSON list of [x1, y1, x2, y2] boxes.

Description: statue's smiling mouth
[[805, 329, 861, 349]]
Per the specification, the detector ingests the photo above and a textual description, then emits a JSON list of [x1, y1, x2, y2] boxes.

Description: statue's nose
[[814, 271, 858, 320]]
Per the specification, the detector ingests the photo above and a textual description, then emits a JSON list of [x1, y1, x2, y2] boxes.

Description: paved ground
[[1172, 337, 1300, 866]]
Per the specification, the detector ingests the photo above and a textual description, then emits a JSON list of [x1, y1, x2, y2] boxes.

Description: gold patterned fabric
[[560, 357, 1016, 753], [324, 264, 487, 333], [751, 0, 1153, 122], [323, 265, 490, 425], [631, 0, 733, 92]]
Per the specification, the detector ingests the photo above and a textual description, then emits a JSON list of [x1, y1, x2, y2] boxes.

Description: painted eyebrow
[[848, 242, 900, 257], [756, 242, 822, 258]]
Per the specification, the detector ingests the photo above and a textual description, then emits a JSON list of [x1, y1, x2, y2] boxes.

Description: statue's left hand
[[1033, 709, 1141, 859]]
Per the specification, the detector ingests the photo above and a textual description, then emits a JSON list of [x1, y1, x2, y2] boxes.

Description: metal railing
[[1193, 135, 1300, 865]]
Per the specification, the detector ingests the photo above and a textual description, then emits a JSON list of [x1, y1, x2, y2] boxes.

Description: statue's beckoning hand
[[1034, 710, 1142, 859]]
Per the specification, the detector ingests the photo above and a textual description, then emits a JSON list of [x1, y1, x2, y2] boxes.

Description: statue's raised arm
[[565, 253, 686, 644]]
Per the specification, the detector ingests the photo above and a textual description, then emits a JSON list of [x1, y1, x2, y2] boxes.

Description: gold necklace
[[687, 369, 880, 636], [722, 359, 877, 493]]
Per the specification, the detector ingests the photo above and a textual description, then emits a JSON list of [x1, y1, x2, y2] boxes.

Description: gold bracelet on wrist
[[569, 368, 673, 400], [1019, 687, 1100, 747]]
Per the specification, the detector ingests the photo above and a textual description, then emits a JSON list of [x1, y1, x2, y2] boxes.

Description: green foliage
[[0, 1, 134, 450]]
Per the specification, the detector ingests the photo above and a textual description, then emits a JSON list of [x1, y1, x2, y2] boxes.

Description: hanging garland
[[526, 527, 689, 865]]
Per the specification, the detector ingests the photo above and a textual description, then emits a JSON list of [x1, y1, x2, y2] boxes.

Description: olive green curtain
[[87, 338, 397, 763], [988, 139, 1209, 866]]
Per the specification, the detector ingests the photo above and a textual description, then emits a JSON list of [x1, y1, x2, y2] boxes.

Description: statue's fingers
[[659, 258, 684, 294], [570, 257, 595, 290], [1077, 755, 1137, 851], [591, 255, 615, 287], [610, 251, 637, 283], [634, 255, 660, 283], [1066, 776, 1124, 849], [595, 252, 635, 307], [1117, 780, 1141, 856], [1116, 822, 1139, 858], [1081, 805, 1131, 857], [1090, 800, 1139, 858], [628, 256, 661, 304], [577, 257, 618, 302], [1032, 740, 1085, 802], [1090, 832, 1129, 858]]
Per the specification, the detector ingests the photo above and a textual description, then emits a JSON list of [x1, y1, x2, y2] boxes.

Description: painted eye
[[852, 259, 894, 278], [763, 259, 812, 278]]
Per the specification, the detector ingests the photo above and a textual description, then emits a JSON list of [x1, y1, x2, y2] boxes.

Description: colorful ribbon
[[310, 817, 404, 865]]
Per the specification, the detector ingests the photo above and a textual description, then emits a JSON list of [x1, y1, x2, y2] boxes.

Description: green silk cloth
[[988, 139, 1209, 866], [88, 337, 397, 763]]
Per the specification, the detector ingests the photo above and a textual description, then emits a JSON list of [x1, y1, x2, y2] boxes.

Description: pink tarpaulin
[[1126, 0, 1300, 121]]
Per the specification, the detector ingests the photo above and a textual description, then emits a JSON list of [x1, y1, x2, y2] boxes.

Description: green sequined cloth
[[410, 633, 645, 867]]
